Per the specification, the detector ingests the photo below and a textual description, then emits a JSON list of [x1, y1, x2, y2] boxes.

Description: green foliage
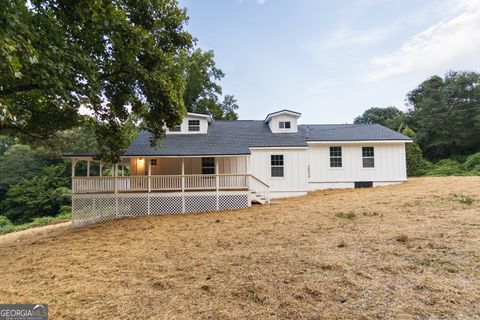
[[406, 71, 480, 160], [405, 142, 427, 176], [2, 164, 71, 223], [464, 152, 480, 171], [353, 106, 405, 130], [180, 49, 239, 120], [0, 0, 194, 162], [0, 144, 49, 199], [401, 127, 428, 176], [401, 126, 416, 139], [0, 215, 14, 233], [426, 159, 466, 177], [469, 165, 480, 176], [0, 211, 71, 235]]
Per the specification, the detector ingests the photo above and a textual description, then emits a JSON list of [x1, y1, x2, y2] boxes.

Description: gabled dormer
[[264, 109, 301, 133], [167, 112, 212, 134]]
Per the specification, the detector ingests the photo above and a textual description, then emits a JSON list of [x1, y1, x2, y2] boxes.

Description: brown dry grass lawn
[[1, 177, 480, 319]]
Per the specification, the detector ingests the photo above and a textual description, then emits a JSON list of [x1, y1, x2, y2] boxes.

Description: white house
[[69, 110, 412, 226]]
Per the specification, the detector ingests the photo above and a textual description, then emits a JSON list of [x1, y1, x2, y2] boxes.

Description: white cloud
[[366, 1, 480, 81], [323, 24, 392, 50], [256, 0, 267, 4]]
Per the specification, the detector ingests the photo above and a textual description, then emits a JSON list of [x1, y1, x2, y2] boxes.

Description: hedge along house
[[68, 110, 412, 226]]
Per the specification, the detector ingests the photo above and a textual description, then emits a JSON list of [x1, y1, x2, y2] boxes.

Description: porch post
[[181, 158, 185, 213], [215, 157, 219, 210], [114, 163, 118, 218], [87, 160, 90, 177], [147, 158, 151, 215], [148, 158, 151, 192], [99, 162, 103, 177], [71, 159, 77, 177]]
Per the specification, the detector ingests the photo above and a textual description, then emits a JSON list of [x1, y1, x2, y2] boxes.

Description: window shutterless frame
[[329, 146, 342, 168], [201, 157, 215, 174], [362, 147, 375, 168], [188, 120, 200, 132], [271, 154, 284, 177], [279, 121, 291, 129]]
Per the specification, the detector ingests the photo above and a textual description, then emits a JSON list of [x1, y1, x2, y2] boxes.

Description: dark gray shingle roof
[[299, 123, 412, 142], [125, 121, 306, 156], [124, 121, 411, 156]]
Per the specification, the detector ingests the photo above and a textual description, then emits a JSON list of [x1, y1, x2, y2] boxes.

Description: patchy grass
[[1, 177, 480, 319], [335, 211, 356, 219], [0, 211, 71, 235], [451, 193, 475, 205]]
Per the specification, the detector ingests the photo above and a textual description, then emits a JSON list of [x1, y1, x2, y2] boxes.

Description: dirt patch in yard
[[1, 177, 479, 319]]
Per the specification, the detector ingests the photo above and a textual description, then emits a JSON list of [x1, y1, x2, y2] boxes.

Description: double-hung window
[[279, 121, 291, 129], [188, 120, 200, 132], [201, 157, 215, 174], [330, 147, 342, 168], [271, 155, 284, 177], [362, 147, 375, 168]]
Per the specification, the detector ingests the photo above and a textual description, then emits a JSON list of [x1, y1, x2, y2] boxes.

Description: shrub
[[426, 159, 466, 176], [469, 164, 480, 176], [402, 127, 429, 176], [405, 142, 429, 176], [464, 152, 480, 171], [0, 215, 14, 233], [3, 176, 71, 224]]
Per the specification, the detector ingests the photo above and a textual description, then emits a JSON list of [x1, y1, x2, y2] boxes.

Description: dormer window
[[279, 121, 291, 129], [188, 120, 200, 132]]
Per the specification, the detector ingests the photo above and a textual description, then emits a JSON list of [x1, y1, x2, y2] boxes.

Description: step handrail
[[248, 174, 270, 204]]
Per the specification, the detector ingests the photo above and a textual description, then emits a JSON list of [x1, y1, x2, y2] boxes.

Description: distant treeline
[[354, 71, 480, 176]]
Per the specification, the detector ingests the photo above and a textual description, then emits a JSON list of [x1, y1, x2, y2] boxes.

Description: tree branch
[[0, 84, 44, 97]]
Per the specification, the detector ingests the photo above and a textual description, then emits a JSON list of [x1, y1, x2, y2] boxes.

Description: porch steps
[[251, 191, 268, 205]]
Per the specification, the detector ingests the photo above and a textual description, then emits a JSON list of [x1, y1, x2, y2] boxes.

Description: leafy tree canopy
[[353, 106, 405, 131], [0, 0, 193, 162], [406, 71, 480, 160], [180, 49, 239, 120]]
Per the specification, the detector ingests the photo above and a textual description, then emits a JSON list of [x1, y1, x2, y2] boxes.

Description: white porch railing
[[72, 174, 262, 194]]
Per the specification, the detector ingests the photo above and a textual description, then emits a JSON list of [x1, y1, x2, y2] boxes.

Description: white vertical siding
[[217, 157, 248, 174], [148, 156, 247, 175], [249, 149, 308, 196], [307, 143, 407, 184]]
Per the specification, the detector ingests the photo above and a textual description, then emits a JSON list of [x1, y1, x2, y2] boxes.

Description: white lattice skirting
[[72, 191, 251, 227]]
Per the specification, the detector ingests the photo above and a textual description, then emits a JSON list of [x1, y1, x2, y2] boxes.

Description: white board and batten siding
[[307, 142, 407, 190], [248, 142, 407, 198], [249, 148, 309, 199], [131, 156, 248, 175]]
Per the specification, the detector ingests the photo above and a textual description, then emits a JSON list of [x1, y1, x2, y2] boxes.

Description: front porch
[[70, 156, 269, 226]]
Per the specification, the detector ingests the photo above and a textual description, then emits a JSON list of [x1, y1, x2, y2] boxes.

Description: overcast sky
[[179, 0, 480, 123]]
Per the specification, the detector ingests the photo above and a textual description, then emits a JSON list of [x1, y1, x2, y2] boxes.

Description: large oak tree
[[0, 0, 193, 161]]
